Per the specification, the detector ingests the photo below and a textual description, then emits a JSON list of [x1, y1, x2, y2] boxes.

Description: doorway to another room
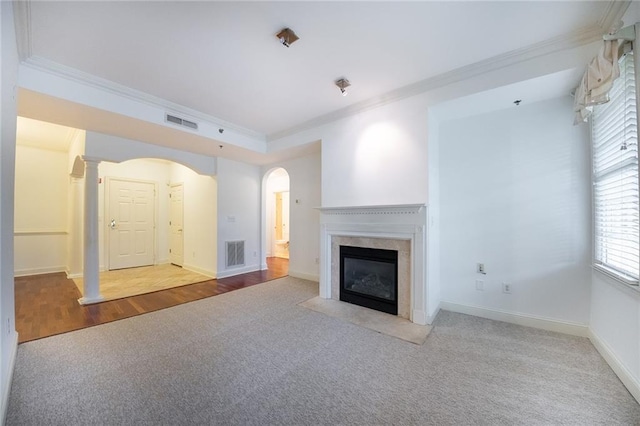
[[265, 168, 290, 260], [66, 158, 217, 302]]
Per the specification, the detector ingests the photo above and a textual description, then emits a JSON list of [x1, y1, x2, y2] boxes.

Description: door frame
[[105, 176, 158, 270], [169, 182, 184, 266]]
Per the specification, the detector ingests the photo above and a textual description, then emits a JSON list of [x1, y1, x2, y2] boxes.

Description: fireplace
[[340, 245, 398, 315], [319, 204, 428, 325]]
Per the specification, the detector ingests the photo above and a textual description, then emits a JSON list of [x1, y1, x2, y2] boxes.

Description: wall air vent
[[165, 113, 199, 130], [226, 240, 245, 268]]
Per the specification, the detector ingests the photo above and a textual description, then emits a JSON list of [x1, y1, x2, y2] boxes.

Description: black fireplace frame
[[339, 245, 398, 315]]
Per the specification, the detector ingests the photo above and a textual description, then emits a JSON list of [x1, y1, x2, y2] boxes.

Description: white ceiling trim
[[19, 56, 266, 142], [598, 0, 632, 31], [13, 0, 32, 62], [268, 1, 630, 141]]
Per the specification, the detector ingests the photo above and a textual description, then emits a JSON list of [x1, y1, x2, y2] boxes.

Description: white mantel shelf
[[317, 204, 426, 216]]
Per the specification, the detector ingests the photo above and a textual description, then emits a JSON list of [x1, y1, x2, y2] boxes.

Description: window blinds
[[592, 52, 639, 283]]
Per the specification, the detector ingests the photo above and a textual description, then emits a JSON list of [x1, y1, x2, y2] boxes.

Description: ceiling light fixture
[[276, 28, 299, 47], [335, 78, 351, 96]]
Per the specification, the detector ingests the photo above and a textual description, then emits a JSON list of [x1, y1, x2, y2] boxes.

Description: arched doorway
[[264, 168, 290, 261]]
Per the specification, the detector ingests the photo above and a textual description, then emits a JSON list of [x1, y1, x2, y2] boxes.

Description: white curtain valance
[[573, 39, 620, 125]]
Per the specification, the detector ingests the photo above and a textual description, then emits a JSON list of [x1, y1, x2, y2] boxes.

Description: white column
[[79, 157, 104, 304]]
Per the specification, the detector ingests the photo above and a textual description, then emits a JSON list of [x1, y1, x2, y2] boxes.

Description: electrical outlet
[[477, 263, 486, 274], [502, 282, 512, 294], [475, 280, 484, 291], [315, 257, 319, 264]]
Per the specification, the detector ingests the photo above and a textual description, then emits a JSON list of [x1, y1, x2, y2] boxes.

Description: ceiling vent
[[165, 113, 198, 130]]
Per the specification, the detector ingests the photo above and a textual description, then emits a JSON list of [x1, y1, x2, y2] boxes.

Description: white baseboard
[[14, 265, 65, 277], [589, 328, 640, 404], [2, 332, 18, 425], [288, 269, 319, 282], [182, 263, 216, 279], [66, 271, 82, 279], [215, 265, 259, 279], [440, 301, 589, 337]]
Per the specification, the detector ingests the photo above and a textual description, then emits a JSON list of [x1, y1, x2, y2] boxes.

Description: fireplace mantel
[[318, 204, 429, 325], [318, 204, 425, 216]]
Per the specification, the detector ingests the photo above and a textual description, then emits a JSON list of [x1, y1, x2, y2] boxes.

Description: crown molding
[[598, 0, 631, 32], [13, 0, 32, 61], [20, 56, 266, 142], [267, 22, 607, 141]]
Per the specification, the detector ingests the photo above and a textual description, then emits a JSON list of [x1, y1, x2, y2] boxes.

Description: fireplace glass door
[[340, 246, 398, 315]]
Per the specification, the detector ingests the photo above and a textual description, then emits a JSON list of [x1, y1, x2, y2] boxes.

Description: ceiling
[[22, 1, 614, 140], [432, 68, 584, 122]]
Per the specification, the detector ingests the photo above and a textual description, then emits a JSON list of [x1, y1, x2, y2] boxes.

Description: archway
[[262, 168, 290, 268]]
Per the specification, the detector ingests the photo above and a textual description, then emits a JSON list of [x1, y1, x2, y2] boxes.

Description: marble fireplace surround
[[318, 204, 428, 325]]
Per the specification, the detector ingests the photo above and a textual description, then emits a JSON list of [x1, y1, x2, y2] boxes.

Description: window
[[592, 52, 639, 284]]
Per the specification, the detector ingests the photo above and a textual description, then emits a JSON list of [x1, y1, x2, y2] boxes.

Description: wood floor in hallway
[[14, 257, 288, 343]]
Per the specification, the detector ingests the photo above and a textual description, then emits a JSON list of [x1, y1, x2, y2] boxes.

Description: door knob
[[110, 219, 116, 229]]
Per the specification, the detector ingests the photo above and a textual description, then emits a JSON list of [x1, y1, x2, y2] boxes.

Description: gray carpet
[[7, 277, 640, 425]]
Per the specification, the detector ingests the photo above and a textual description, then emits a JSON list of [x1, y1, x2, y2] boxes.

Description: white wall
[[14, 145, 69, 276], [426, 110, 441, 319], [438, 96, 592, 327], [263, 152, 322, 281], [170, 162, 217, 277], [590, 273, 640, 402], [321, 96, 429, 207], [216, 158, 261, 278], [1, 0, 19, 418]]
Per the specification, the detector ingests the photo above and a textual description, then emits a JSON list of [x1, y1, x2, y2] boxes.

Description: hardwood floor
[[14, 257, 288, 343]]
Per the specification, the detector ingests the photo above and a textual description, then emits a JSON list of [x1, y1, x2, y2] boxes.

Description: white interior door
[[108, 178, 155, 270], [169, 183, 184, 266]]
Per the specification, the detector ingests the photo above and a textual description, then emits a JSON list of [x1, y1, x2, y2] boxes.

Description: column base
[[78, 295, 105, 305]]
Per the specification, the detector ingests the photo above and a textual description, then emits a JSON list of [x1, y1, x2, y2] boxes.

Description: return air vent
[[226, 241, 245, 268], [165, 113, 198, 130]]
